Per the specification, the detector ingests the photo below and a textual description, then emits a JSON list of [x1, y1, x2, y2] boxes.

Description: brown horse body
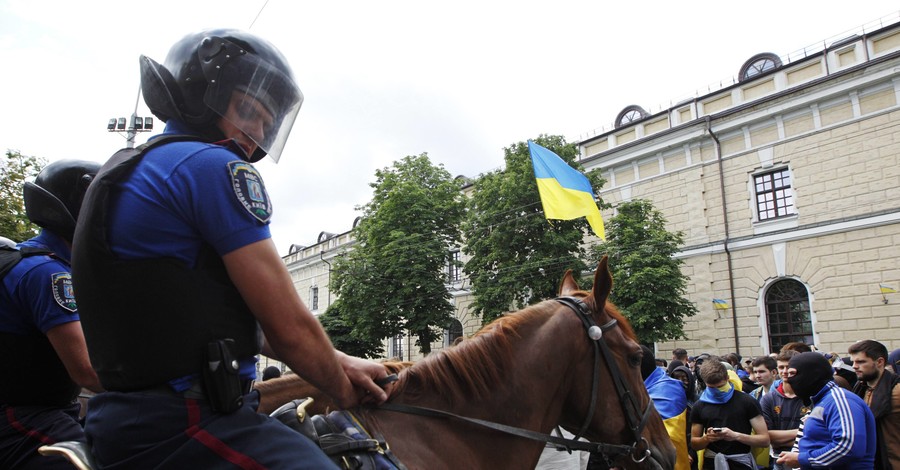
[[259, 260, 676, 469]]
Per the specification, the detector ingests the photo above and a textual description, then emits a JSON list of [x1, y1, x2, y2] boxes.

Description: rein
[[374, 296, 654, 464]]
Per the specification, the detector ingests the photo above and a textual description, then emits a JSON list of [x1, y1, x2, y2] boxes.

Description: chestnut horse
[[41, 259, 675, 469], [263, 259, 676, 469]]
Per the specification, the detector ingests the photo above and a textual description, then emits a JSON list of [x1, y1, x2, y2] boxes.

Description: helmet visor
[[204, 52, 303, 162]]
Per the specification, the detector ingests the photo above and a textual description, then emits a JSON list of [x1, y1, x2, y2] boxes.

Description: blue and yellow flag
[[528, 141, 605, 239], [880, 284, 897, 294], [712, 298, 730, 310]]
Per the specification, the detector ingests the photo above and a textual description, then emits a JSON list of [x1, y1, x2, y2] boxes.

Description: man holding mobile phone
[[691, 358, 769, 469]]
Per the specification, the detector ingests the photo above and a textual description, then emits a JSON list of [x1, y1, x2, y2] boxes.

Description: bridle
[[555, 296, 654, 464], [376, 296, 655, 465]]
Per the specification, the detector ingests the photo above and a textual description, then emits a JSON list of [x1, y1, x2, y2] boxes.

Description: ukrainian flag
[[712, 298, 730, 310], [528, 141, 605, 240], [880, 284, 897, 294]]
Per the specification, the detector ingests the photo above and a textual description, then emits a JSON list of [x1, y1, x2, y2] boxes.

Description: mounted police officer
[[71, 28, 394, 469], [0, 159, 103, 469]]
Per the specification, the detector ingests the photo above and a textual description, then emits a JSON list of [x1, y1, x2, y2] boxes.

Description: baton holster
[[202, 339, 243, 414]]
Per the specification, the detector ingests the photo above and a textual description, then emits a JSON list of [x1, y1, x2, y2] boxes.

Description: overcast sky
[[1, 1, 897, 254]]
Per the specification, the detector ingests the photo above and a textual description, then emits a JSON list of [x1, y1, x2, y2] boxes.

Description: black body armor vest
[[0, 246, 80, 406], [71, 136, 261, 391]]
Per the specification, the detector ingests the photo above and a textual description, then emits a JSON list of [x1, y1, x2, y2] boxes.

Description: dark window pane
[[766, 279, 812, 352]]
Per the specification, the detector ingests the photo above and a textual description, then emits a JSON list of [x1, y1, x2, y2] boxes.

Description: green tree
[[318, 300, 384, 358], [0, 150, 45, 241], [462, 135, 607, 324], [328, 154, 465, 356], [590, 199, 697, 343]]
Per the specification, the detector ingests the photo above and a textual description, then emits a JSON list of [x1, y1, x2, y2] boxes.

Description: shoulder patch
[[808, 405, 825, 420], [228, 161, 272, 223], [51, 272, 77, 312]]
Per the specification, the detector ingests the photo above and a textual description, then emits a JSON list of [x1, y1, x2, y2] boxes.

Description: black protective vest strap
[[0, 246, 80, 406], [0, 246, 54, 278], [71, 136, 261, 391]]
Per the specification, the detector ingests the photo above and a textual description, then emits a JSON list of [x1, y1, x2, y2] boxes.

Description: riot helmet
[[140, 29, 303, 163], [23, 159, 102, 242]]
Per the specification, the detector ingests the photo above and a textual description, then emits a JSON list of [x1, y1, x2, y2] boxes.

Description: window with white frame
[[390, 335, 404, 361], [447, 250, 461, 283], [310, 286, 319, 311], [754, 168, 794, 221]]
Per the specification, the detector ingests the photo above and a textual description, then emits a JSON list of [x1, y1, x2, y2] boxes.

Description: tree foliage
[[461, 135, 607, 324], [318, 300, 384, 358], [590, 199, 697, 344], [0, 150, 45, 241], [328, 154, 465, 356]]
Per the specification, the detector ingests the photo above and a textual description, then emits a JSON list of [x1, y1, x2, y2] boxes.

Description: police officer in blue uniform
[[0, 159, 104, 469], [71, 29, 393, 469]]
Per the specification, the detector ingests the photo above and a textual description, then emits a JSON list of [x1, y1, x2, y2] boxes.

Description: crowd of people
[[642, 341, 900, 469]]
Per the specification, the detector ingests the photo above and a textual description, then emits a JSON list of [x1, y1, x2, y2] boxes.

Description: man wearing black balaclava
[[775, 352, 876, 469]]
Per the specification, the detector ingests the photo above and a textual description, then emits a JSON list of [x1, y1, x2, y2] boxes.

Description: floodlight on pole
[[107, 85, 154, 148]]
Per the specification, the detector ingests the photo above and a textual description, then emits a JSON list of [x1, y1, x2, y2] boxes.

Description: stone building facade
[[282, 225, 481, 362], [577, 15, 900, 357]]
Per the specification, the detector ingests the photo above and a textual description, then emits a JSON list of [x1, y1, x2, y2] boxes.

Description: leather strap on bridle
[[556, 296, 653, 463], [556, 296, 616, 441], [376, 402, 635, 456]]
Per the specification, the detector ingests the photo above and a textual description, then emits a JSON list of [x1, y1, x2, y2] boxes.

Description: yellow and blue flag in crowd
[[528, 141, 605, 239], [880, 284, 897, 294], [712, 298, 730, 310]]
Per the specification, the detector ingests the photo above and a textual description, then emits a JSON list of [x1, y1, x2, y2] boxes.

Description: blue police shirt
[[107, 120, 273, 387], [0, 230, 79, 335]]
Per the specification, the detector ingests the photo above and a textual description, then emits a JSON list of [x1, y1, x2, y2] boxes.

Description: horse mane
[[397, 302, 556, 402], [395, 290, 637, 404]]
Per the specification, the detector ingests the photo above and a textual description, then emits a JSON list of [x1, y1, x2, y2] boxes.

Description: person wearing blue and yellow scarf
[[641, 346, 691, 470], [691, 358, 769, 470]]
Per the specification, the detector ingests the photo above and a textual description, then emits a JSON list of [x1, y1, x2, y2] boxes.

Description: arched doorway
[[444, 318, 463, 347], [765, 279, 813, 352]]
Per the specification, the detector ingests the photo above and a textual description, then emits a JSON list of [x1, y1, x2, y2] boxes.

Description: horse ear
[[559, 269, 579, 296], [593, 256, 613, 306]]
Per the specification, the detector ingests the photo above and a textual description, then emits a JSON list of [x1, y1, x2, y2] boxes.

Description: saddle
[[39, 397, 405, 470], [270, 398, 407, 470]]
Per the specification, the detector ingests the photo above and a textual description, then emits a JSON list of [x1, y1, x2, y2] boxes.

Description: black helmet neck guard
[[23, 159, 101, 242]]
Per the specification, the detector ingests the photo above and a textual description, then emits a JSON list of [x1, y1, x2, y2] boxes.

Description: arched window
[[765, 279, 813, 352], [614, 105, 649, 128], [444, 319, 463, 347], [739, 53, 782, 82]]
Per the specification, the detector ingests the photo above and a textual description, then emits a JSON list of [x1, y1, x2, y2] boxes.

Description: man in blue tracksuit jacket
[[776, 352, 875, 469]]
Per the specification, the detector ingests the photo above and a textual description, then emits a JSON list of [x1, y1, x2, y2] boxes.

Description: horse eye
[[629, 353, 642, 367]]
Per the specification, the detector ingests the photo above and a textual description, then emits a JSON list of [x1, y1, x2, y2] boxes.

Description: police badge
[[51, 272, 77, 312], [228, 161, 272, 223]]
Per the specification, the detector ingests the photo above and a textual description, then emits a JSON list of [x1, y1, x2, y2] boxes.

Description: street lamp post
[[107, 86, 153, 148]]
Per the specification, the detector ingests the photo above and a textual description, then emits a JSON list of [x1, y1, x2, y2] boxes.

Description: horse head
[[557, 257, 676, 469]]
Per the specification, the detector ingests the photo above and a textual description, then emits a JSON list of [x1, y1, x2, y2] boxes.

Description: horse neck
[[356, 307, 586, 468], [397, 305, 580, 428]]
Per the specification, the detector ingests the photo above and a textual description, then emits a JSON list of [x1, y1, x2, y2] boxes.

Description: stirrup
[[38, 440, 97, 470]]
